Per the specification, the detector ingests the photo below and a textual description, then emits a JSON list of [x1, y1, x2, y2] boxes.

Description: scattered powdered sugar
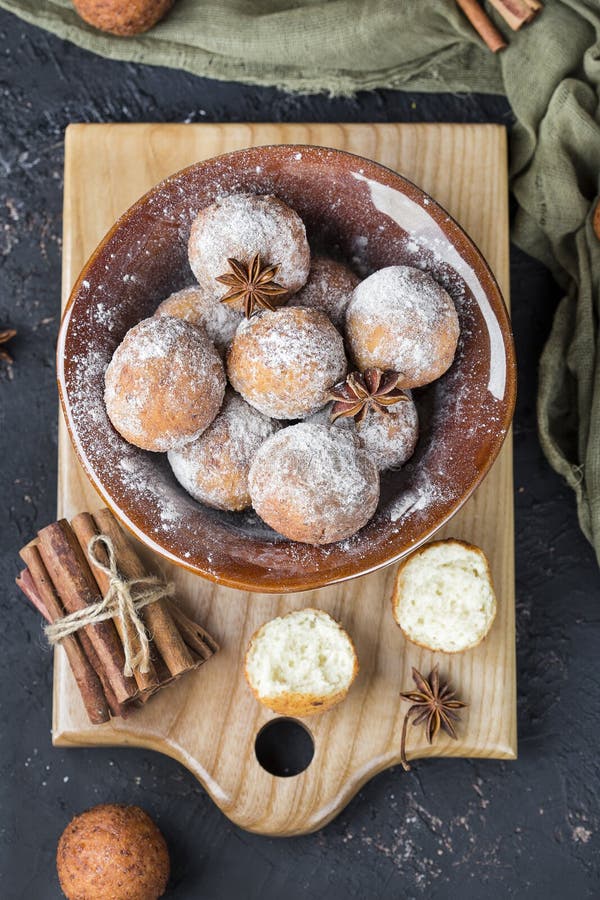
[[154, 284, 242, 355], [228, 307, 347, 419], [127, 464, 186, 532], [167, 389, 279, 510], [248, 423, 380, 544], [293, 255, 360, 329], [188, 193, 310, 296], [388, 475, 444, 523], [117, 456, 184, 527], [93, 303, 119, 331], [66, 348, 110, 436], [345, 265, 460, 385]]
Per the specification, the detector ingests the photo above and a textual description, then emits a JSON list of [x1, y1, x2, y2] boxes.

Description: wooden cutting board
[[56, 123, 515, 836]]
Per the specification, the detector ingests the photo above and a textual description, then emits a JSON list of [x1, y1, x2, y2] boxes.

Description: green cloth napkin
[[3, 0, 600, 560]]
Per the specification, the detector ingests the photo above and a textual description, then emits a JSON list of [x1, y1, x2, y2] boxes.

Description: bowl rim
[[57, 143, 516, 593]]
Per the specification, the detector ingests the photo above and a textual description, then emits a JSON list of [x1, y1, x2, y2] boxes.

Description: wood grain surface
[[55, 123, 515, 836]]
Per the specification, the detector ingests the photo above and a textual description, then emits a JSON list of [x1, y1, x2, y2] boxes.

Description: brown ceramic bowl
[[57, 145, 515, 593]]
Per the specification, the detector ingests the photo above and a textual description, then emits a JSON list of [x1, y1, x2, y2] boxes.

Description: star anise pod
[[215, 252, 287, 318], [0, 328, 16, 365], [399, 665, 467, 771], [328, 368, 408, 425]]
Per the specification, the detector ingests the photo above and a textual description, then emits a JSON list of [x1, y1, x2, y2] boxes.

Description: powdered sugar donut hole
[[188, 193, 311, 301], [155, 284, 242, 356], [104, 316, 226, 452], [356, 398, 419, 472], [248, 423, 380, 544], [293, 255, 360, 329], [227, 307, 347, 419], [345, 266, 460, 388], [168, 389, 279, 511]]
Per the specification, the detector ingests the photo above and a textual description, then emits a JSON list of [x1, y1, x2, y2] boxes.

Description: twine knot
[[45, 534, 174, 676]]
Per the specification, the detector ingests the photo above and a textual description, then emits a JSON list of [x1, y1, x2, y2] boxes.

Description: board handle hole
[[255, 718, 314, 777]]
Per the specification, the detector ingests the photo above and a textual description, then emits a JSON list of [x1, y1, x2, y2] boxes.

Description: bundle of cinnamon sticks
[[16, 508, 218, 725]]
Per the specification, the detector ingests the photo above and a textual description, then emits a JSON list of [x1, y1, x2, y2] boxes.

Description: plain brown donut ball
[[227, 307, 347, 419], [104, 316, 226, 452], [293, 255, 360, 329], [345, 266, 460, 388], [72, 0, 174, 36], [56, 803, 169, 900], [248, 423, 380, 544], [356, 399, 419, 472], [155, 284, 242, 356], [168, 388, 279, 511], [188, 193, 310, 301]]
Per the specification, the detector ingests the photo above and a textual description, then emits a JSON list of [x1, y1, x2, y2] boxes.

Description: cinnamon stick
[[488, 0, 542, 30], [19, 541, 131, 719], [456, 0, 507, 52], [71, 512, 160, 697], [91, 508, 195, 677], [36, 520, 138, 704], [166, 600, 219, 660], [16, 566, 51, 621], [16, 555, 110, 725]]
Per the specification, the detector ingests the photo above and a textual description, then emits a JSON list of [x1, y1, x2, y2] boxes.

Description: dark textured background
[[1, 10, 599, 899]]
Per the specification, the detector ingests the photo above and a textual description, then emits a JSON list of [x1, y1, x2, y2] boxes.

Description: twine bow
[[45, 534, 174, 677]]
